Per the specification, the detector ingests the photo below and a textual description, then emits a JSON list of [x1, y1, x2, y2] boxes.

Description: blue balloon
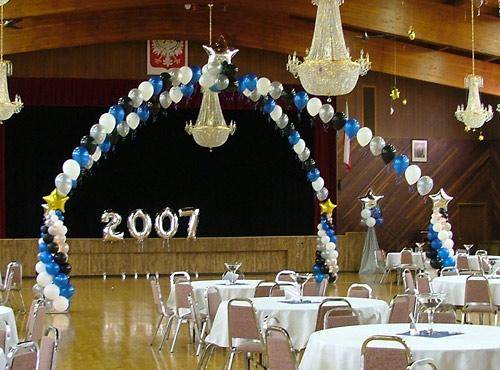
[[344, 118, 360, 139], [427, 223, 434, 232], [99, 138, 111, 153], [55, 210, 63, 217], [38, 242, 48, 253], [330, 235, 337, 243], [376, 217, 384, 226], [54, 273, 69, 288], [322, 223, 329, 231], [263, 99, 276, 114], [190, 65, 202, 84], [46, 262, 60, 276], [293, 91, 309, 111], [180, 83, 195, 98], [71, 180, 77, 189], [288, 130, 301, 145], [443, 257, 455, 267], [108, 104, 125, 123], [312, 264, 322, 274], [427, 231, 437, 241], [148, 76, 163, 95], [244, 74, 258, 91], [431, 239, 442, 250], [307, 168, 321, 182], [137, 105, 150, 122], [438, 247, 450, 260], [60, 285, 75, 299], [371, 207, 382, 219], [237, 77, 246, 94], [326, 229, 335, 238], [72, 146, 90, 167], [38, 251, 53, 264], [315, 273, 324, 283], [393, 154, 410, 175]]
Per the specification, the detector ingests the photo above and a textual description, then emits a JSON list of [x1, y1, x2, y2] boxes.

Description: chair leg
[[226, 350, 236, 370], [380, 269, 389, 284], [461, 311, 466, 324], [243, 352, 250, 370], [150, 316, 164, 346], [17, 291, 26, 314], [196, 343, 210, 370], [168, 319, 182, 353], [164, 315, 174, 341], [495, 312, 498, 326], [196, 321, 207, 356]]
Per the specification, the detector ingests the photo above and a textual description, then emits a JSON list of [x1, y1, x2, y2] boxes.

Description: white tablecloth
[[0, 306, 18, 350], [432, 275, 500, 306], [386, 252, 426, 268], [300, 323, 500, 370], [206, 296, 389, 350], [166, 280, 261, 311]]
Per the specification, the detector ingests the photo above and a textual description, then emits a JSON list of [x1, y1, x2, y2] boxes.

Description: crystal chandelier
[[185, 4, 235, 151], [0, 3, 22, 122], [455, 0, 493, 132], [287, 0, 370, 96]]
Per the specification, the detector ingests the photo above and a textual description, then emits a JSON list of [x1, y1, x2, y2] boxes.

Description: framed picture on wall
[[412, 140, 428, 162]]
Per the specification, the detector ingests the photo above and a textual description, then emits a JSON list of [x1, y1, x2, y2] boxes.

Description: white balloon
[[317, 224, 323, 231], [361, 209, 371, 219], [356, 127, 373, 147], [448, 231, 453, 239], [36, 272, 53, 288], [92, 147, 102, 162], [54, 173, 72, 196], [438, 230, 449, 241], [365, 217, 376, 227], [432, 224, 441, 232], [35, 262, 46, 274], [159, 91, 172, 109], [62, 159, 80, 180], [54, 235, 66, 244], [128, 88, 144, 108], [270, 105, 283, 122], [306, 97, 322, 116], [293, 139, 306, 154], [317, 229, 326, 237], [243, 88, 252, 97], [326, 242, 336, 250], [169, 87, 183, 104], [444, 239, 454, 249], [331, 250, 339, 259], [53, 296, 69, 312], [405, 165, 422, 186], [99, 113, 116, 134], [312, 177, 325, 192], [138, 81, 154, 101], [199, 74, 216, 88], [44, 284, 60, 300], [319, 104, 334, 123], [126, 112, 140, 130], [321, 236, 330, 244], [256, 77, 271, 96], [179, 66, 193, 85], [60, 243, 70, 254]]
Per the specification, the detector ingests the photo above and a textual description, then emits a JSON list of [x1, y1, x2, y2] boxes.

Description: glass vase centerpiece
[[223, 262, 242, 285], [416, 292, 446, 335]]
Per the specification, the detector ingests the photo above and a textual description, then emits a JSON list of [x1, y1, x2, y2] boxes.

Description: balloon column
[[426, 189, 455, 270], [315, 210, 339, 283], [359, 189, 384, 228]]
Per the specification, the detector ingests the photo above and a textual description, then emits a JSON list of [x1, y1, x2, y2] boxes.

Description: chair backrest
[[0, 320, 12, 353], [417, 304, 456, 324], [174, 282, 193, 311], [38, 326, 59, 370], [254, 281, 277, 298], [269, 283, 295, 298], [402, 270, 416, 295], [188, 294, 205, 344], [275, 270, 297, 283], [7, 341, 40, 370], [265, 326, 298, 370], [207, 286, 222, 326], [227, 298, 262, 345], [315, 298, 352, 331], [2, 269, 15, 304], [25, 299, 46, 342], [415, 273, 431, 294], [440, 267, 459, 276], [475, 250, 488, 256], [388, 295, 415, 324], [464, 274, 492, 306], [400, 250, 413, 265], [5, 262, 22, 289], [347, 284, 373, 299], [302, 277, 327, 297], [456, 254, 470, 271], [375, 249, 386, 264], [407, 358, 438, 370], [361, 335, 413, 370], [169, 271, 190, 286], [149, 278, 164, 315], [323, 307, 359, 329], [480, 256, 491, 274]]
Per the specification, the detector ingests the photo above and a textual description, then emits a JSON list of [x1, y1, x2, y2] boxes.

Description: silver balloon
[[359, 189, 384, 210], [128, 88, 144, 108], [249, 90, 261, 102], [268, 81, 283, 100], [276, 114, 289, 129], [54, 173, 72, 196], [318, 104, 334, 123], [127, 209, 152, 243], [116, 122, 130, 137], [169, 68, 183, 86], [159, 91, 172, 109], [90, 124, 107, 144], [298, 147, 311, 162], [369, 136, 386, 156], [214, 75, 230, 91], [154, 208, 179, 240], [316, 187, 329, 202], [178, 208, 200, 239], [101, 211, 124, 242], [203, 61, 222, 76], [417, 176, 434, 196], [85, 158, 93, 170]]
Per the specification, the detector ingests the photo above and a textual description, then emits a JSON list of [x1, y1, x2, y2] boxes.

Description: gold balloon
[[408, 26, 416, 41], [43, 189, 69, 212], [390, 87, 400, 100], [320, 199, 336, 216]]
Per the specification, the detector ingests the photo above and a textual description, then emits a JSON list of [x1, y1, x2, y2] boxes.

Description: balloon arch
[[34, 55, 443, 312]]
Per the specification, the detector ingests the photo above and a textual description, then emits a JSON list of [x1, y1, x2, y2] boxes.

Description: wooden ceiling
[[3, 0, 500, 95]]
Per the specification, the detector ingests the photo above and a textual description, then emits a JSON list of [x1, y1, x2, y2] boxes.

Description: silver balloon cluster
[[359, 189, 384, 228], [316, 220, 339, 275]]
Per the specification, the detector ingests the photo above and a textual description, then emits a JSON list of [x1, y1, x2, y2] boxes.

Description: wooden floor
[[14, 272, 405, 370]]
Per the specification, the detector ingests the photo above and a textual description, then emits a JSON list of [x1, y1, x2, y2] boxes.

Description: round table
[[386, 252, 426, 268], [432, 275, 500, 306], [166, 279, 262, 311], [0, 306, 18, 351], [206, 296, 389, 350]]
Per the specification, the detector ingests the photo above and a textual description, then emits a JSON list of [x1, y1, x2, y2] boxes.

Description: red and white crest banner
[[147, 40, 188, 75]]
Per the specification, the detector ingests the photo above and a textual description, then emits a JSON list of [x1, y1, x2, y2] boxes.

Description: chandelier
[[455, 0, 493, 132], [287, 0, 371, 96], [0, 3, 22, 122], [185, 4, 235, 151]]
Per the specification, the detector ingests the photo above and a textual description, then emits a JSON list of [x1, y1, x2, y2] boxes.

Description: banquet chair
[[415, 272, 432, 294], [149, 277, 175, 350], [377, 249, 398, 284], [388, 294, 415, 324], [462, 274, 498, 325], [302, 277, 327, 296], [347, 283, 373, 299], [402, 269, 416, 295], [0, 320, 12, 354], [400, 249, 419, 272], [315, 298, 352, 331], [323, 307, 360, 329], [265, 326, 299, 370], [189, 294, 209, 357], [361, 335, 413, 370], [275, 270, 297, 284], [479, 256, 492, 275], [475, 250, 488, 257], [25, 298, 46, 342], [6, 341, 40, 370], [439, 267, 458, 276], [169, 271, 191, 286], [1, 262, 25, 312], [456, 254, 472, 274], [417, 304, 456, 324], [225, 298, 265, 370], [406, 358, 438, 370], [206, 286, 222, 328], [254, 281, 277, 298], [39, 326, 59, 370], [269, 283, 295, 298], [196, 289, 222, 370], [0, 269, 14, 306], [169, 280, 199, 352]]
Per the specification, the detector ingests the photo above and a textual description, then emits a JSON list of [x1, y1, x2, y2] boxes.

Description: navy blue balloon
[[322, 223, 329, 231], [180, 83, 195, 98], [427, 230, 437, 241], [55, 210, 63, 217], [137, 105, 150, 122], [312, 264, 322, 274], [438, 247, 450, 260], [99, 138, 111, 153], [244, 74, 258, 91], [427, 223, 434, 233], [293, 91, 309, 111], [71, 180, 77, 189], [371, 207, 382, 219], [307, 168, 321, 182], [288, 130, 301, 145], [190, 65, 202, 84], [148, 76, 164, 95], [443, 257, 455, 267], [38, 251, 53, 264], [46, 262, 60, 276], [393, 154, 410, 175], [315, 273, 324, 283], [376, 217, 384, 226], [431, 239, 442, 250], [263, 99, 276, 114], [60, 285, 75, 299], [344, 118, 360, 139], [237, 77, 246, 94], [72, 146, 90, 167], [109, 104, 125, 123], [54, 273, 69, 288], [326, 229, 335, 238], [330, 235, 337, 243], [38, 242, 48, 253]]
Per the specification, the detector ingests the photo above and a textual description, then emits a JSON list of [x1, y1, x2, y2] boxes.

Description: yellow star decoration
[[320, 199, 337, 216], [390, 87, 400, 100], [43, 189, 69, 212]]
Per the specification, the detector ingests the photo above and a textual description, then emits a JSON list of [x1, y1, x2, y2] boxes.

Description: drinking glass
[[224, 262, 242, 285], [416, 293, 446, 335], [294, 273, 312, 302], [464, 244, 474, 255]]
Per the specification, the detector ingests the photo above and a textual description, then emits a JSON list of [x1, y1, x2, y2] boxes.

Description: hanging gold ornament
[[478, 132, 484, 141], [407, 26, 416, 40], [390, 87, 400, 100], [402, 98, 408, 105]]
